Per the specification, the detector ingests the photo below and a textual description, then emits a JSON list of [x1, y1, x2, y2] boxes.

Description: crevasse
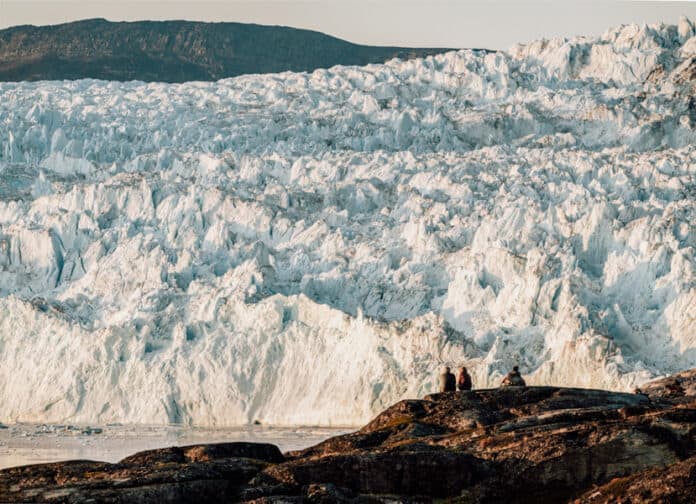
[[0, 19, 694, 426]]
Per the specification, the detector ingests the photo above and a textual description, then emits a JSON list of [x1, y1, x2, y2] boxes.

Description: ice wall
[[0, 19, 694, 426]]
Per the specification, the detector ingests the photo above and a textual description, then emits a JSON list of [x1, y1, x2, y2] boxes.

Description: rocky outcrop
[[2, 369, 695, 503], [575, 456, 696, 503], [0, 443, 282, 503], [0, 19, 454, 82]]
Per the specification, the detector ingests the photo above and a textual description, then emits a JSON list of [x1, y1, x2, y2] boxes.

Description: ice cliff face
[[0, 20, 695, 426]]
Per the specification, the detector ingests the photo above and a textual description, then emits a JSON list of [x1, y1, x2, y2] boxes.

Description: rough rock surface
[[0, 443, 281, 503], [0, 19, 452, 82], [2, 369, 695, 503]]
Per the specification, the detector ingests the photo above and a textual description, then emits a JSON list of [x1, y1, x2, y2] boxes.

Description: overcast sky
[[2, 1, 696, 50]]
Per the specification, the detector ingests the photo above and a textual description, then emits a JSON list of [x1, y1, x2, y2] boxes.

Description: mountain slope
[[0, 18, 454, 82]]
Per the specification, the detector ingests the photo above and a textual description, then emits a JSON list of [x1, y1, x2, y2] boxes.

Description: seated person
[[501, 366, 526, 387]]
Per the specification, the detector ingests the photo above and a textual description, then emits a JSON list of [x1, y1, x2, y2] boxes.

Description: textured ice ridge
[[0, 19, 694, 426]]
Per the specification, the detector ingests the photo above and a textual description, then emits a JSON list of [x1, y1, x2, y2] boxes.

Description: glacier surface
[[0, 19, 695, 426]]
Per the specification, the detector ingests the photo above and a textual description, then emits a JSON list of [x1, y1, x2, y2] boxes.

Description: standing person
[[439, 366, 456, 393], [457, 366, 473, 391], [501, 366, 526, 387]]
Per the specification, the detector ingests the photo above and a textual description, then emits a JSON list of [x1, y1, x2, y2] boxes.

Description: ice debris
[[0, 20, 694, 426]]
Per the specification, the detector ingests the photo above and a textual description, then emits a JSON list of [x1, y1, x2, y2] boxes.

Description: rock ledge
[[2, 370, 695, 503]]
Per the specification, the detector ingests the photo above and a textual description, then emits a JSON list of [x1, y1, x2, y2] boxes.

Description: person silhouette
[[439, 366, 456, 392], [457, 366, 473, 391], [501, 366, 526, 387]]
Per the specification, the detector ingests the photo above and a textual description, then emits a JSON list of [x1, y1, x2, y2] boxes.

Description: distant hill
[[0, 18, 456, 82]]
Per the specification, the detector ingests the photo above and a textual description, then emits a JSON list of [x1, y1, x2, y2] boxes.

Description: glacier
[[0, 19, 695, 426]]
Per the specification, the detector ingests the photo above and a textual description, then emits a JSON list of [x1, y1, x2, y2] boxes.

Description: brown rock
[[0, 443, 275, 503], [574, 455, 696, 504], [120, 442, 284, 465], [2, 371, 696, 503]]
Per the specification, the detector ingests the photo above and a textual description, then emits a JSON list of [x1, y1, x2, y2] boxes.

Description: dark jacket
[[457, 369, 472, 391], [439, 371, 457, 392], [501, 370, 526, 387]]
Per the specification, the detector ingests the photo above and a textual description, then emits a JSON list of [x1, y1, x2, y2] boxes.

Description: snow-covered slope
[[0, 19, 695, 426]]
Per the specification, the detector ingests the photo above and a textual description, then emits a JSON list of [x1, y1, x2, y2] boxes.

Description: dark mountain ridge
[[0, 18, 457, 82]]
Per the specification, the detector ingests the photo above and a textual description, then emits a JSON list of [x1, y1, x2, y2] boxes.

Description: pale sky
[[1, 1, 696, 50]]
